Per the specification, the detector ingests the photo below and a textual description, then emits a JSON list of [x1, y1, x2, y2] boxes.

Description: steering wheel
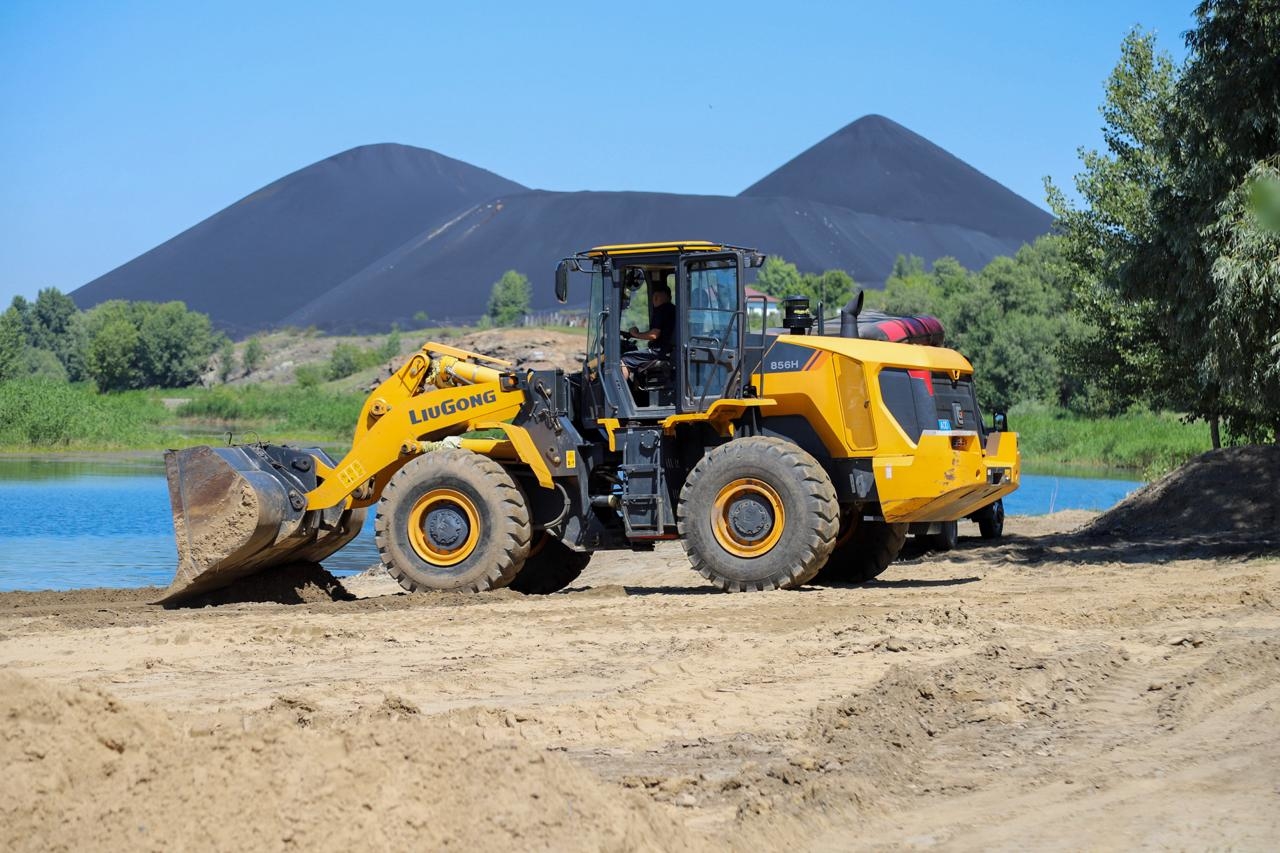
[[620, 330, 638, 353]]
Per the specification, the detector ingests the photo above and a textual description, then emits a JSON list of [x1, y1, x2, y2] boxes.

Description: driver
[[621, 280, 674, 382]]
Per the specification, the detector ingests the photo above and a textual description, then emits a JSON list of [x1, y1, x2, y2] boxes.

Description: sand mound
[[172, 562, 354, 608], [1084, 445, 1280, 542], [0, 672, 697, 852]]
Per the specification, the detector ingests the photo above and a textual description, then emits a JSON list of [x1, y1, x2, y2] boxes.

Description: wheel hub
[[426, 506, 468, 548], [728, 496, 772, 542], [711, 478, 786, 558], [406, 488, 481, 567]]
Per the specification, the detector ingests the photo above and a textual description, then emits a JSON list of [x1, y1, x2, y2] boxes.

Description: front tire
[[678, 437, 838, 592], [374, 449, 531, 592]]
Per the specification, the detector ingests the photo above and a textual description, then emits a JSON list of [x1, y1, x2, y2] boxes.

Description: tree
[[878, 255, 946, 317], [1205, 156, 1280, 439], [242, 337, 265, 376], [0, 306, 24, 381], [487, 270, 531, 327], [136, 301, 218, 387], [753, 256, 803, 298], [87, 315, 141, 392], [81, 299, 217, 391], [1050, 5, 1280, 441], [806, 269, 856, 311]]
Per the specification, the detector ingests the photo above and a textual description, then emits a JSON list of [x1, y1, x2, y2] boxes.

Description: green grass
[[0, 380, 368, 452], [0, 379, 170, 450], [1011, 402, 1213, 478], [175, 385, 366, 440]]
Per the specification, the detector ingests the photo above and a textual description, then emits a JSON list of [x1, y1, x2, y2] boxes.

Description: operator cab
[[555, 242, 767, 425]]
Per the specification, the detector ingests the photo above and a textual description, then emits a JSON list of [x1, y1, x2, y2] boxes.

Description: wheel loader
[[160, 241, 1019, 602]]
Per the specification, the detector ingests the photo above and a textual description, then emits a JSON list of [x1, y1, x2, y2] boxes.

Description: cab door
[[680, 252, 744, 412]]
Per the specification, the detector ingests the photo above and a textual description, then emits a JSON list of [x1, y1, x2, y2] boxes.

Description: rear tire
[[375, 449, 531, 592], [509, 533, 591, 594], [817, 516, 907, 584], [977, 499, 1005, 540], [678, 436, 838, 592]]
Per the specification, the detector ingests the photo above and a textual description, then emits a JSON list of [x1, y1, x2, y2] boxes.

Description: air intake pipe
[[839, 290, 865, 339]]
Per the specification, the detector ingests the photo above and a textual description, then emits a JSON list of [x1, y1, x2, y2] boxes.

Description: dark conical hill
[[740, 115, 1052, 242], [71, 144, 526, 335], [279, 189, 1030, 332], [70, 116, 1054, 334]]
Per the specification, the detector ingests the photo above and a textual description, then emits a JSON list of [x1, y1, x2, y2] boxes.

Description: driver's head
[[651, 281, 671, 305]]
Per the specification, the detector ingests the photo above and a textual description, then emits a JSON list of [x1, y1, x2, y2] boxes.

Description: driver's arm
[[627, 325, 660, 341]]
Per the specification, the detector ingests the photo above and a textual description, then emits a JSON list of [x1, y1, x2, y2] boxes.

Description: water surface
[[0, 455, 1140, 592]]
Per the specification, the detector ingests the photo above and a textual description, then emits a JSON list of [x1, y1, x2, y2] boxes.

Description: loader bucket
[[157, 444, 366, 604]]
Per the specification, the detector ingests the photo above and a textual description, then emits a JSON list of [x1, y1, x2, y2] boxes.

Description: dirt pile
[[0, 672, 699, 853], [363, 328, 585, 390], [447, 328, 586, 372], [1084, 445, 1280, 542], [173, 562, 354, 608]]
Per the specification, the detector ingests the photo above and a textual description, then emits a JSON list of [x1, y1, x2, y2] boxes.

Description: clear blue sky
[[0, 0, 1194, 306]]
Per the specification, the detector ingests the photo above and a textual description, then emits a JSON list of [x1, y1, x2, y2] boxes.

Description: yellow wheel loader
[[160, 241, 1019, 602]]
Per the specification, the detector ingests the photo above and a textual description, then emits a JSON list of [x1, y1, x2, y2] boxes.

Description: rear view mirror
[[554, 260, 569, 304]]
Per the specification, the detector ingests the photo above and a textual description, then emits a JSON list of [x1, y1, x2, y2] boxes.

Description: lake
[[0, 455, 1142, 592]]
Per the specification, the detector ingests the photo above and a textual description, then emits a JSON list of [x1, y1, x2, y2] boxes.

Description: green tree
[[135, 301, 218, 387], [0, 306, 25, 381], [1047, 29, 1182, 416], [81, 299, 218, 391], [1205, 156, 1280, 439], [945, 240, 1075, 410], [753, 256, 803, 298], [878, 255, 946, 316], [29, 288, 78, 351], [486, 270, 531, 326], [87, 315, 141, 392], [242, 337, 265, 376], [806, 269, 857, 310], [1050, 5, 1280, 442], [412, 310, 429, 326]]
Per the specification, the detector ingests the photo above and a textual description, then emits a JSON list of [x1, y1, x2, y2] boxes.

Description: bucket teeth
[[157, 444, 365, 604]]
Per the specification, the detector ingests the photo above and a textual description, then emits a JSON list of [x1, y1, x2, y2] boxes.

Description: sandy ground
[[3, 508, 1278, 850]]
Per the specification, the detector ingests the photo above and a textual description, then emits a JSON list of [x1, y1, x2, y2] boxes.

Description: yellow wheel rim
[[711, 478, 785, 558], [407, 488, 480, 566]]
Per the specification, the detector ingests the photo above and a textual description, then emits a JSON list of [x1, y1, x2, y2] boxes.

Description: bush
[[242, 337, 265, 375], [327, 343, 363, 380], [294, 363, 325, 388]]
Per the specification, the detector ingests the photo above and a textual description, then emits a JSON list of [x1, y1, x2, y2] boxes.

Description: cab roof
[[583, 241, 739, 258]]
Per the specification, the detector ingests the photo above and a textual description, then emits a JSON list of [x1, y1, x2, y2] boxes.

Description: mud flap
[[157, 444, 366, 604]]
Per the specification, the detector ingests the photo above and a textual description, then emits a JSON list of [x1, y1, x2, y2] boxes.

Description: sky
[[0, 0, 1195, 307]]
